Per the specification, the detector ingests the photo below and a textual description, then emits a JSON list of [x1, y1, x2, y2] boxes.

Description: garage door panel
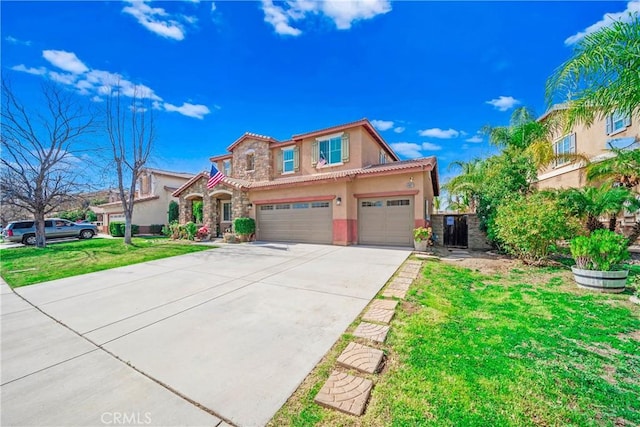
[[358, 197, 412, 246], [257, 202, 332, 244]]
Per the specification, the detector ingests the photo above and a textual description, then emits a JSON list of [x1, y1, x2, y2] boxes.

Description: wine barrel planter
[[571, 267, 628, 293]]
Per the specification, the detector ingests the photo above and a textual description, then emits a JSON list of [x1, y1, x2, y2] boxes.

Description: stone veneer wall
[[430, 214, 491, 250], [232, 139, 272, 181], [178, 175, 249, 231]]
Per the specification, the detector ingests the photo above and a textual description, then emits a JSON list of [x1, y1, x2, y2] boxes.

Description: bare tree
[[104, 84, 155, 245], [1, 79, 96, 247]]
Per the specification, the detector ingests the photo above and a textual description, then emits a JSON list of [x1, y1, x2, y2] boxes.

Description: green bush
[[149, 224, 164, 235], [234, 217, 255, 236], [570, 229, 629, 271], [495, 193, 580, 264], [109, 222, 139, 237], [184, 222, 198, 240], [168, 201, 179, 223], [192, 200, 203, 224]]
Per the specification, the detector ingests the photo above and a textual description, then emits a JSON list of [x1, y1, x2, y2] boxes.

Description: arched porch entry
[[209, 190, 233, 237], [182, 193, 205, 225]]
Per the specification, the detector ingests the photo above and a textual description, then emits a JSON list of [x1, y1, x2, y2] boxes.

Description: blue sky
[[2, 0, 639, 186]]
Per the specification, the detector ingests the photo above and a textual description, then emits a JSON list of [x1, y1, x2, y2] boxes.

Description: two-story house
[[173, 119, 440, 246], [536, 106, 638, 190], [536, 107, 639, 236], [93, 168, 194, 233]]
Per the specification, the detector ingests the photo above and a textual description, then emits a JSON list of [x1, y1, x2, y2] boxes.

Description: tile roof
[[172, 157, 437, 196], [226, 132, 279, 152], [143, 168, 195, 179]]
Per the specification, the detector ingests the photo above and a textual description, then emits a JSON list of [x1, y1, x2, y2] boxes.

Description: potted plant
[[570, 229, 630, 293], [413, 226, 433, 252]]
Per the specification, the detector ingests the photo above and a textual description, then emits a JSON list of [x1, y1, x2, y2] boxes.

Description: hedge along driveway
[[0, 237, 212, 287]]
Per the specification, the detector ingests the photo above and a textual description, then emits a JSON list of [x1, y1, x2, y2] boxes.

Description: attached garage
[[257, 201, 333, 244], [358, 197, 413, 246]]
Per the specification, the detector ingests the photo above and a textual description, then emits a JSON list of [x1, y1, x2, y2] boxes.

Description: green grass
[[271, 259, 640, 427], [0, 237, 213, 287]]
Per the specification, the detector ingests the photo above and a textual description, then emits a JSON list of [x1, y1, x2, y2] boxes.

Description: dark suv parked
[[2, 219, 98, 245]]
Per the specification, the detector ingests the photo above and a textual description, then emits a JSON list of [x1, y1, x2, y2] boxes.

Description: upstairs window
[[379, 150, 387, 164], [278, 147, 299, 174], [312, 133, 349, 167], [606, 111, 631, 135], [246, 153, 255, 171], [553, 133, 576, 167], [223, 159, 231, 176]]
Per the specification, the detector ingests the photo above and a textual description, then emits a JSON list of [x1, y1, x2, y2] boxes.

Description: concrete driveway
[[1, 243, 410, 426]]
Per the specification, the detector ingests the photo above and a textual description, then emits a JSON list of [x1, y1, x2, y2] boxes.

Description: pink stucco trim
[[353, 190, 419, 199], [252, 195, 336, 205]]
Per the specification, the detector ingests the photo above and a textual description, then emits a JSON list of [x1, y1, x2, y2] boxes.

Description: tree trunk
[[608, 215, 617, 232], [627, 221, 640, 247], [34, 212, 46, 248], [586, 215, 604, 232]]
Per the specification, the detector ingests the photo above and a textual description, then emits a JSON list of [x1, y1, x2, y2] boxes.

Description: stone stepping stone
[[397, 271, 417, 279], [404, 260, 422, 266], [382, 288, 408, 299], [388, 281, 410, 292], [402, 264, 421, 272], [336, 342, 384, 374], [370, 299, 398, 310], [353, 322, 390, 343], [362, 307, 394, 324], [314, 370, 373, 416]]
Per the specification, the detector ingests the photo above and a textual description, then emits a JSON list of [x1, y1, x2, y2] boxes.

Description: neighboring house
[[93, 168, 194, 233], [173, 119, 440, 246], [535, 107, 639, 234]]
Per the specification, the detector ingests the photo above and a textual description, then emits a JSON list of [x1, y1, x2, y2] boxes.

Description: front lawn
[[0, 237, 213, 287], [271, 259, 640, 426]]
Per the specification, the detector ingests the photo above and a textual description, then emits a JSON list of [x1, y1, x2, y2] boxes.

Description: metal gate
[[443, 215, 468, 247]]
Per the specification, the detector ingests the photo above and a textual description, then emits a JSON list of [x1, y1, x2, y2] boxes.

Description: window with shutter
[[606, 110, 631, 135], [282, 148, 295, 173], [553, 133, 576, 167], [293, 146, 300, 171]]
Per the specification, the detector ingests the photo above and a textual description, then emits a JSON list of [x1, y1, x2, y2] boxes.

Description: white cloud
[[486, 96, 520, 112], [11, 64, 47, 75], [49, 71, 77, 85], [163, 102, 210, 119], [421, 142, 442, 151], [371, 119, 394, 131], [261, 0, 302, 36], [211, 2, 216, 12], [394, 126, 405, 133], [122, 1, 186, 41], [465, 135, 483, 143], [261, 0, 390, 36], [565, 1, 640, 45], [321, 0, 392, 30], [418, 128, 459, 139], [390, 142, 423, 159], [15, 49, 210, 120], [42, 50, 88, 74], [5, 36, 31, 46]]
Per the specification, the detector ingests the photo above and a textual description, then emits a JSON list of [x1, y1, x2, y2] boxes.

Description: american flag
[[207, 164, 225, 189], [316, 151, 327, 168]]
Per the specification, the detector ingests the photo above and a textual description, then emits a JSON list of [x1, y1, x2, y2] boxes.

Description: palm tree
[[560, 183, 638, 234], [586, 146, 640, 189], [484, 107, 586, 169], [546, 13, 640, 129], [443, 158, 485, 212]]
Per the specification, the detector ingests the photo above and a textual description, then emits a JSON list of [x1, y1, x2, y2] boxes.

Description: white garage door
[[358, 197, 413, 246], [257, 201, 333, 244]]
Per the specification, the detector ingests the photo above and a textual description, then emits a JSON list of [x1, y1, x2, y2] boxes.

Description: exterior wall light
[[336, 197, 342, 206]]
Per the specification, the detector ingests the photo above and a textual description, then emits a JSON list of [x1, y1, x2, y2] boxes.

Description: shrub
[[494, 193, 580, 264], [149, 224, 164, 235], [168, 201, 179, 223], [184, 222, 198, 240], [109, 222, 139, 237], [234, 217, 256, 236], [192, 200, 203, 224], [570, 229, 629, 271]]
